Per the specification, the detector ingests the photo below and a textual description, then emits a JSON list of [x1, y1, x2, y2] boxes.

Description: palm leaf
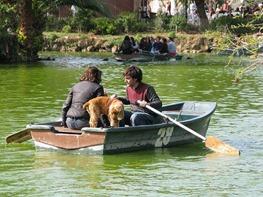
[[48, 0, 111, 17]]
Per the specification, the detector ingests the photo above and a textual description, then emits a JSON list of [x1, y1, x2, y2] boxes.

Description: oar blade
[[5, 128, 31, 144], [205, 136, 240, 156]]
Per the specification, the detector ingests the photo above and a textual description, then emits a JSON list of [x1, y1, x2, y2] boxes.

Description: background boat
[[114, 51, 183, 62]]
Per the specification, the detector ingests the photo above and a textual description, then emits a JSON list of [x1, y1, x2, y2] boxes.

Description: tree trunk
[[194, 0, 209, 29], [18, 0, 35, 61]]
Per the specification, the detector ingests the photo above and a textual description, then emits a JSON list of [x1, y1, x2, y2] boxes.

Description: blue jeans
[[66, 117, 88, 130], [66, 115, 109, 129], [121, 111, 163, 126]]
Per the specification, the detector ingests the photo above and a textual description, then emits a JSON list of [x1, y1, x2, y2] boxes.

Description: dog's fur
[[83, 96, 124, 128]]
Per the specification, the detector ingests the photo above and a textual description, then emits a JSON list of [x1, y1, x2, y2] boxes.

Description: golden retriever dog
[[83, 96, 124, 128]]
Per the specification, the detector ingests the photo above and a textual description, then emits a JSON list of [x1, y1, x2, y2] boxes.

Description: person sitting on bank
[[118, 35, 133, 54], [167, 37, 177, 57], [117, 65, 163, 126], [61, 66, 105, 129]]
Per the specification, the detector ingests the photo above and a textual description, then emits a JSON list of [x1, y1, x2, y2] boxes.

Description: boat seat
[[162, 110, 198, 121], [54, 126, 82, 134]]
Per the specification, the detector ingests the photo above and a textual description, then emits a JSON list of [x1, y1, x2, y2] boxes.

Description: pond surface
[[0, 54, 262, 196]]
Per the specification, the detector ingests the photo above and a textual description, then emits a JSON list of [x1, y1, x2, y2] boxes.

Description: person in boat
[[151, 36, 163, 54], [159, 38, 169, 54], [118, 35, 133, 54], [139, 37, 152, 52], [117, 65, 163, 126], [167, 37, 177, 57], [130, 37, 139, 53], [61, 66, 105, 129]]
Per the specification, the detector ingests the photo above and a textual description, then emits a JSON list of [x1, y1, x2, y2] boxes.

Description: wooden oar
[[5, 128, 31, 144], [145, 104, 240, 156]]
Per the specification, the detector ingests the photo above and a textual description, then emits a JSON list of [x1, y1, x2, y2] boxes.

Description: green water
[[0, 54, 262, 196]]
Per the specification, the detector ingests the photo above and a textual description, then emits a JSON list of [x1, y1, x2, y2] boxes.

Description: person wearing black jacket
[[62, 66, 105, 129], [118, 35, 133, 54]]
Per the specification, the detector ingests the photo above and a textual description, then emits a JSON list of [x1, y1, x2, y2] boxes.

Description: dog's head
[[109, 99, 124, 121]]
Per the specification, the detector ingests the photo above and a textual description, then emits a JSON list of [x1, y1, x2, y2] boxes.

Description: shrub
[[91, 12, 150, 35], [62, 25, 71, 33], [45, 15, 68, 32], [0, 3, 17, 33], [70, 8, 95, 32], [153, 12, 171, 31], [115, 12, 148, 33], [168, 31, 175, 38], [91, 17, 118, 35], [209, 15, 263, 34], [169, 15, 187, 31]]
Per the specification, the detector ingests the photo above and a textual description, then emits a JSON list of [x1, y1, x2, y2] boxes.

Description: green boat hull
[[28, 101, 216, 154]]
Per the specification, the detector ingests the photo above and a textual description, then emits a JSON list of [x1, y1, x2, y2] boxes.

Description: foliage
[[168, 31, 175, 38], [0, 0, 111, 62], [114, 12, 148, 33], [168, 15, 188, 32], [70, 8, 95, 32], [90, 12, 149, 35], [0, 2, 18, 62], [91, 17, 117, 35], [52, 0, 111, 17], [31, 0, 48, 52], [153, 12, 170, 31], [48, 33, 59, 41], [62, 25, 71, 33], [152, 13, 199, 33], [45, 15, 68, 31], [0, 2, 17, 34], [209, 14, 263, 35], [213, 30, 262, 82]]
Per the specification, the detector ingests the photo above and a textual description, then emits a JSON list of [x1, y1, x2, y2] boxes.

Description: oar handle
[[145, 105, 207, 141]]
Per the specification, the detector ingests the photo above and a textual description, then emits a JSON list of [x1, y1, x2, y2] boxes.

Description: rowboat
[[15, 101, 216, 154], [114, 52, 183, 62]]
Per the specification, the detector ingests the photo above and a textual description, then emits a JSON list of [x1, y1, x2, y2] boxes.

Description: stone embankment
[[43, 34, 214, 54], [43, 33, 263, 54]]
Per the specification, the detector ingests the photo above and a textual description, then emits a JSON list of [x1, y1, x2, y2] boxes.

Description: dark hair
[[123, 65, 143, 82], [80, 66, 102, 83], [124, 35, 130, 41], [130, 37, 136, 45]]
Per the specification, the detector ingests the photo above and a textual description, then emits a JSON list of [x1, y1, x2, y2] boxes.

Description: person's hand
[[137, 100, 148, 107]]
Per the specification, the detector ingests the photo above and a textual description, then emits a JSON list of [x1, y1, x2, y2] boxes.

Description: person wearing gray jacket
[[62, 66, 105, 129]]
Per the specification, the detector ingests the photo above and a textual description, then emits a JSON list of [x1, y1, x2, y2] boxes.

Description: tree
[[176, 0, 209, 29], [193, 0, 209, 29], [0, 1, 18, 62], [2, 0, 110, 62], [17, 0, 35, 61]]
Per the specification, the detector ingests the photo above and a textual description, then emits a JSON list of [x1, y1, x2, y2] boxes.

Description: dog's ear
[[115, 103, 124, 120], [117, 107, 124, 120], [83, 101, 90, 110]]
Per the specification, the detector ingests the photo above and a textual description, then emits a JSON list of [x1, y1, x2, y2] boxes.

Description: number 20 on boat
[[155, 127, 174, 147]]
